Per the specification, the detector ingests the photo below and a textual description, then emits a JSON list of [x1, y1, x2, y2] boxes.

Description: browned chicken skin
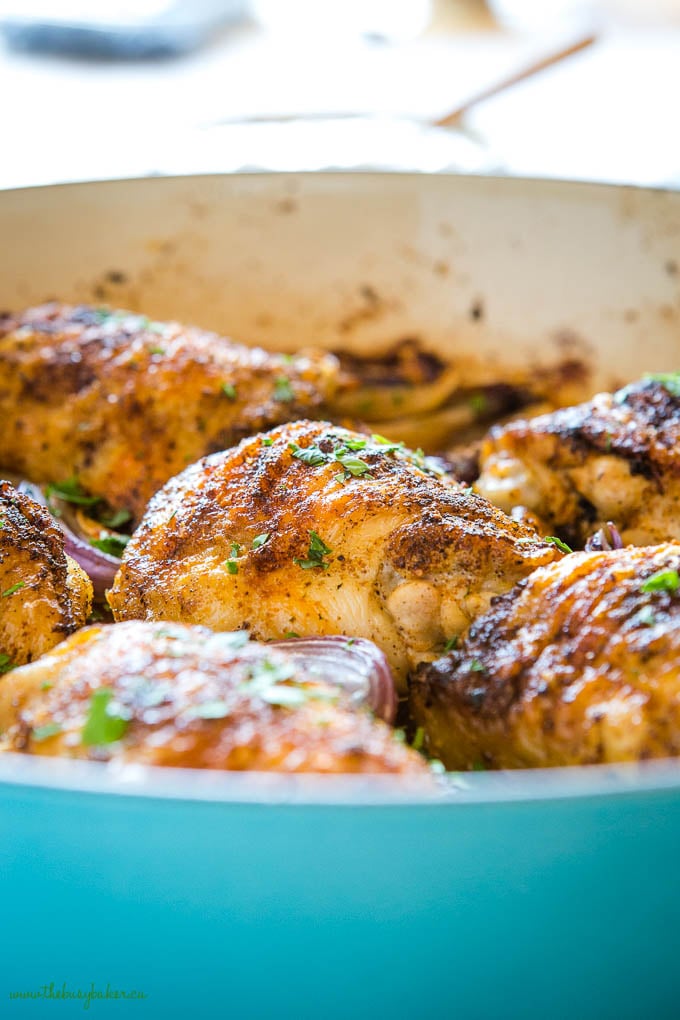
[[0, 303, 339, 522], [0, 481, 92, 669], [0, 621, 428, 775], [108, 420, 560, 689], [411, 543, 680, 769], [476, 377, 680, 548]]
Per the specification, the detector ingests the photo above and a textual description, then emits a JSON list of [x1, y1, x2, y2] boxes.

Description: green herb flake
[[186, 700, 231, 720], [284, 631, 300, 639], [262, 437, 274, 447], [646, 372, 680, 398], [545, 536, 573, 554], [335, 452, 372, 478], [90, 534, 130, 558], [640, 569, 680, 594], [259, 685, 308, 709], [252, 533, 269, 550], [0, 653, 15, 674], [469, 393, 487, 415], [289, 442, 328, 466], [81, 687, 129, 747], [468, 659, 485, 673], [412, 726, 425, 752], [32, 722, 62, 743], [443, 635, 458, 653], [221, 382, 237, 400], [97, 507, 132, 530], [40, 680, 54, 691], [2, 582, 24, 598], [273, 376, 295, 403], [472, 760, 487, 771], [294, 530, 333, 570], [149, 345, 165, 356], [45, 477, 99, 507], [226, 560, 238, 575]]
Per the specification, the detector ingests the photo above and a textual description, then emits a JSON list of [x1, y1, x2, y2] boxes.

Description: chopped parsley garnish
[[0, 515, 4, 528], [289, 443, 327, 466], [294, 530, 333, 570], [545, 536, 573, 554], [252, 533, 269, 550], [40, 680, 53, 691], [284, 631, 300, 639], [637, 605, 657, 627], [149, 346, 165, 356], [90, 534, 130, 558], [646, 372, 680, 398], [469, 393, 487, 414], [226, 541, 241, 575], [273, 376, 295, 403], [221, 382, 237, 400], [45, 477, 99, 507], [640, 569, 680, 594], [334, 452, 371, 477], [468, 659, 485, 673], [2, 582, 24, 598], [370, 434, 405, 454], [97, 507, 132, 530], [412, 726, 425, 752], [81, 687, 129, 746], [443, 635, 458, 653], [262, 437, 274, 447], [32, 722, 63, 743], [186, 700, 231, 720], [259, 685, 309, 708], [0, 653, 15, 674]]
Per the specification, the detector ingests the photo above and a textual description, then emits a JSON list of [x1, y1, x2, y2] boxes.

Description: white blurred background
[[0, 0, 678, 187]]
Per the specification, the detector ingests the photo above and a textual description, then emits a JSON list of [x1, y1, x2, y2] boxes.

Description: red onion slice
[[17, 480, 120, 599], [267, 635, 397, 723], [585, 522, 624, 553]]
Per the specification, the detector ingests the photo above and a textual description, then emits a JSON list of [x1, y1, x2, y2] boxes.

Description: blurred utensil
[[433, 30, 597, 128]]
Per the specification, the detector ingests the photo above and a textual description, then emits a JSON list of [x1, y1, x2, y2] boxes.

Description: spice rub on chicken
[[0, 621, 428, 775], [0, 481, 92, 672], [0, 303, 339, 523], [411, 543, 680, 769], [475, 376, 680, 549], [107, 421, 561, 689]]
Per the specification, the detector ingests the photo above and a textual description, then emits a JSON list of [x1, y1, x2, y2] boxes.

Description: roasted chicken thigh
[[476, 377, 680, 548], [108, 421, 560, 687], [0, 480, 92, 670], [0, 303, 339, 522], [0, 621, 427, 775], [411, 543, 680, 769]]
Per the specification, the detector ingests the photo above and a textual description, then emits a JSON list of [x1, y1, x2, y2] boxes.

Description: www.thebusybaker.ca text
[[8, 982, 147, 1010]]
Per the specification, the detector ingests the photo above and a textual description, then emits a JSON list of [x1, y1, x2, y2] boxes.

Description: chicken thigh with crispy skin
[[108, 421, 560, 688], [0, 303, 339, 522], [411, 543, 680, 769], [0, 621, 428, 775], [476, 376, 680, 548], [0, 481, 92, 670]]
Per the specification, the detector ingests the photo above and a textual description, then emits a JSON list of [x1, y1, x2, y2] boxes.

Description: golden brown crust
[[411, 543, 680, 768], [476, 379, 680, 547], [0, 480, 92, 668], [0, 621, 428, 775], [108, 421, 560, 688], [0, 303, 339, 521]]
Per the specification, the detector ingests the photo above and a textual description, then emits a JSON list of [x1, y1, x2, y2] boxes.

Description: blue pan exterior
[[2, 773, 680, 1020]]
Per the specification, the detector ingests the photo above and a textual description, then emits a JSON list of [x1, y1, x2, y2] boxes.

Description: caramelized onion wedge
[[267, 636, 397, 723], [17, 481, 119, 599]]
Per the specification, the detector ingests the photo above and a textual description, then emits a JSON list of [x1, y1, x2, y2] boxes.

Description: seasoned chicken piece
[[411, 543, 680, 769], [0, 621, 428, 775], [0, 303, 339, 522], [476, 377, 680, 548], [108, 421, 560, 689], [0, 481, 92, 670]]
